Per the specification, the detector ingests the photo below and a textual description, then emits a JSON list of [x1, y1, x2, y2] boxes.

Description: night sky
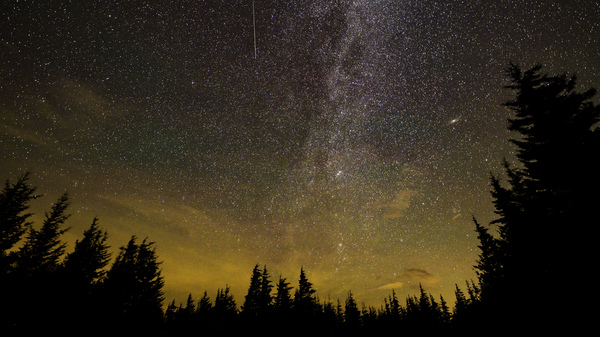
[[2, 0, 599, 308]]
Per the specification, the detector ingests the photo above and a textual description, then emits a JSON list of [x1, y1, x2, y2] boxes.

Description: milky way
[[2, 0, 599, 306]]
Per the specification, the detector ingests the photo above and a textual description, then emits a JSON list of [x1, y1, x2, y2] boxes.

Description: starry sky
[[2, 0, 599, 308]]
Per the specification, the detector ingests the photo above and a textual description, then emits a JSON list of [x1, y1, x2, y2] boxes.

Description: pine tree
[[60, 217, 111, 332], [196, 291, 212, 315], [62, 217, 111, 286], [0, 172, 38, 274], [451, 284, 468, 325], [9, 193, 70, 333], [274, 275, 293, 314], [472, 216, 502, 304], [473, 64, 600, 330], [439, 295, 451, 325], [344, 290, 361, 330], [164, 300, 179, 330], [14, 192, 70, 278], [102, 236, 165, 333], [213, 285, 238, 332], [174, 293, 197, 332], [241, 264, 262, 319], [293, 267, 317, 312], [196, 290, 212, 322], [258, 265, 273, 316], [292, 267, 320, 330], [335, 298, 344, 324], [388, 289, 401, 319]]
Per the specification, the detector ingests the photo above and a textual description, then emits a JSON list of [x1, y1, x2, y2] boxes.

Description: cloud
[[382, 189, 416, 218], [374, 268, 441, 292], [401, 268, 441, 290], [376, 282, 404, 290]]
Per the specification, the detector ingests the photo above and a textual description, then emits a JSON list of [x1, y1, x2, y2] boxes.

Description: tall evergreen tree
[[0, 173, 38, 331], [9, 193, 70, 333], [0, 172, 38, 274], [474, 63, 600, 330], [292, 268, 319, 330], [241, 264, 262, 319], [272, 275, 293, 330], [195, 291, 213, 334], [197, 290, 212, 317], [344, 290, 361, 330], [14, 192, 70, 278], [60, 218, 111, 332], [258, 265, 273, 316], [439, 295, 451, 325], [102, 236, 165, 333], [213, 285, 238, 332], [62, 217, 111, 286], [273, 275, 293, 313], [293, 267, 317, 312], [451, 284, 468, 324], [164, 300, 179, 330]]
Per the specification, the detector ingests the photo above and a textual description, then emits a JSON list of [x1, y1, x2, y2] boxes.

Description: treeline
[[163, 265, 476, 335], [1, 64, 598, 335], [0, 178, 165, 335], [0, 172, 475, 336]]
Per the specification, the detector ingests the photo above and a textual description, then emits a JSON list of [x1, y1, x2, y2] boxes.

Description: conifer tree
[[102, 236, 165, 333], [194, 291, 213, 332], [241, 264, 262, 318], [451, 284, 468, 324], [0, 172, 38, 274], [15, 192, 70, 278], [184, 293, 196, 316], [344, 290, 361, 330], [293, 267, 317, 313], [322, 295, 345, 332], [258, 265, 273, 316], [60, 217, 111, 332], [439, 295, 451, 325], [9, 193, 70, 333], [164, 300, 179, 329], [273, 275, 293, 313], [473, 64, 600, 329], [292, 267, 320, 330], [196, 290, 212, 316], [62, 217, 111, 286], [388, 290, 401, 318], [213, 285, 238, 331]]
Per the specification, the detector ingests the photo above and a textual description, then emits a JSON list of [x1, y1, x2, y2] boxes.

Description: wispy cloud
[[401, 268, 441, 290], [382, 189, 416, 218], [376, 282, 404, 290], [375, 268, 441, 293]]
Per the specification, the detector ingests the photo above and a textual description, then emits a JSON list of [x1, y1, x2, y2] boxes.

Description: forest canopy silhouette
[[1, 64, 597, 335]]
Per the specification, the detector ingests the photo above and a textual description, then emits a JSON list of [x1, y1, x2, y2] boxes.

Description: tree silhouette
[[292, 267, 320, 331], [344, 290, 361, 330], [473, 63, 600, 331], [258, 265, 273, 317], [293, 267, 317, 312], [102, 236, 165, 333], [273, 275, 293, 314], [62, 217, 111, 286], [213, 285, 238, 332], [241, 265, 274, 328], [0, 172, 38, 275], [14, 192, 70, 278], [241, 264, 262, 319], [194, 290, 213, 332], [6, 192, 71, 333], [60, 217, 111, 332]]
